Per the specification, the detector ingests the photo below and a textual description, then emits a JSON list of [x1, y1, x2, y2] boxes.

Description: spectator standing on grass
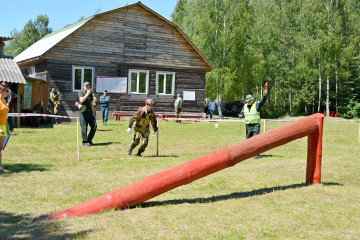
[[174, 93, 183, 123], [127, 98, 158, 157], [208, 98, 216, 120], [78, 82, 97, 147], [99, 89, 110, 125], [49, 88, 61, 124], [0, 84, 10, 173], [239, 89, 268, 159]]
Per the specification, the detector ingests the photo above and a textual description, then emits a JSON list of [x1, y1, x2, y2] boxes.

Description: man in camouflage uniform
[[49, 88, 61, 124], [127, 98, 158, 157]]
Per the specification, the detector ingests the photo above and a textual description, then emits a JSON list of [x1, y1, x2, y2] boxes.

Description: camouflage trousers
[[131, 130, 150, 153], [176, 108, 181, 123]]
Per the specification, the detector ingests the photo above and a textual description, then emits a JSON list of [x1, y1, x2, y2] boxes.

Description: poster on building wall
[[183, 91, 196, 101], [24, 82, 32, 109], [96, 76, 127, 93]]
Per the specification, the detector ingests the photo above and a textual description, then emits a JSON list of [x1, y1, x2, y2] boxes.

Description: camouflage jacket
[[129, 107, 158, 133]]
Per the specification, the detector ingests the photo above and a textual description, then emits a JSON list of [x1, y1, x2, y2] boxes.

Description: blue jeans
[[101, 107, 109, 125], [209, 109, 214, 119]]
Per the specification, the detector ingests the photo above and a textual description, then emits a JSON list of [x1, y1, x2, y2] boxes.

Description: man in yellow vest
[[239, 89, 268, 158]]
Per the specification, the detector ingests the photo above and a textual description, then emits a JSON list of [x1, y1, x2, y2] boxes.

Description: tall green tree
[[5, 15, 52, 57]]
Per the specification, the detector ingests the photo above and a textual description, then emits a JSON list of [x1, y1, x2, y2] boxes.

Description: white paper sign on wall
[[183, 91, 195, 101], [96, 76, 127, 93]]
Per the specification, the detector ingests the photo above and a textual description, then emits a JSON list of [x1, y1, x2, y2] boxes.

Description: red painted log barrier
[[45, 113, 324, 220]]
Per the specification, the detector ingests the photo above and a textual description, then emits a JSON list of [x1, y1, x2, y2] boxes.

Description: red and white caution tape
[[8, 113, 77, 119], [161, 117, 246, 122]]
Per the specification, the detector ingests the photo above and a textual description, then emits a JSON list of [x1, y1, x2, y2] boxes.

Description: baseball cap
[[104, 89, 107, 92], [177, 93, 180, 96], [83, 82, 90, 86]]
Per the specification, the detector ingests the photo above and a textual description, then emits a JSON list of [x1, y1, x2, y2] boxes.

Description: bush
[[339, 100, 360, 119]]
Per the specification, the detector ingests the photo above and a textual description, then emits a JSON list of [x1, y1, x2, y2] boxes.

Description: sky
[[0, 0, 178, 37]]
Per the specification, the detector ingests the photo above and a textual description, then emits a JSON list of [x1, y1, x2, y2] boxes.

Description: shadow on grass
[[147, 155, 179, 158], [96, 129, 113, 132], [1, 163, 50, 173], [91, 142, 121, 146], [138, 182, 343, 208], [0, 211, 91, 239], [257, 154, 283, 158]]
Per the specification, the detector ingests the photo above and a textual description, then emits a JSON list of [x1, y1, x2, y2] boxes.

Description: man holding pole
[[127, 98, 158, 157], [239, 86, 268, 158], [78, 82, 97, 147]]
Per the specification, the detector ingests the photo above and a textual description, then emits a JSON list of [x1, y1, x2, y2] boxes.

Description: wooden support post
[[306, 113, 324, 184]]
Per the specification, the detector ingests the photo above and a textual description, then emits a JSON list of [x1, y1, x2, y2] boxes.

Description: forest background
[[4, 0, 360, 118]]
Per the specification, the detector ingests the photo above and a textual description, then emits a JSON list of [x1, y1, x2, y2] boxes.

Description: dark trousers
[[79, 111, 97, 143], [7, 109, 14, 131], [245, 123, 260, 139]]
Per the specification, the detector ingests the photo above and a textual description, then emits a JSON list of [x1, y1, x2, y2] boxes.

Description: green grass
[[1, 117, 360, 239]]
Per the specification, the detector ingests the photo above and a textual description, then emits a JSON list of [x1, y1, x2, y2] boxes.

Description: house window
[[29, 66, 35, 77], [129, 69, 149, 94], [72, 66, 94, 91], [156, 72, 175, 95]]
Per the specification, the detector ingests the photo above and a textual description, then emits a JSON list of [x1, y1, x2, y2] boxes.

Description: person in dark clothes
[[78, 82, 97, 147]]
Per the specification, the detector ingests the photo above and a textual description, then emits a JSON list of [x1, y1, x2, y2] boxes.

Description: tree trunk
[[318, 50, 322, 113], [335, 56, 339, 113], [216, 95, 223, 119], [326, 75, 330, 116], [289, 90, 292, 116]]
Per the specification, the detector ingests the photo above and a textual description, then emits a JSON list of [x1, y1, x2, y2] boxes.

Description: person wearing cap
[[78, 82, 97, 147], [127, 98, 158, 157], [174, 93, 183, 123], [239, 89, 268, 158], [99, 89, 110, 125], [49, 88, 62, 124]]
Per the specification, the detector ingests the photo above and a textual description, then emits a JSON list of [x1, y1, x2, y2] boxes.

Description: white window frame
[[156, 71, 175, 96], [128, 69, 149, 94], [29, 66, 35, 77], [72, 66, 95, 92]]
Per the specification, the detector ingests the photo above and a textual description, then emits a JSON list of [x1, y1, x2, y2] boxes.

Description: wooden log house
[[15, 2, 214, 118]]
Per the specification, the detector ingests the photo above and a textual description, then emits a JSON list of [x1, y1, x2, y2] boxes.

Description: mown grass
[[1, 117, 359, 239]]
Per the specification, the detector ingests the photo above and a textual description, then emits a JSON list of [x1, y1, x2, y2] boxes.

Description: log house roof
[[15, 2, 214, 70]]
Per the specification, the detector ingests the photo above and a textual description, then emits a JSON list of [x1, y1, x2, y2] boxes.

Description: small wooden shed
[[15, 2, 214, 117], [1, 37, 50, 127]]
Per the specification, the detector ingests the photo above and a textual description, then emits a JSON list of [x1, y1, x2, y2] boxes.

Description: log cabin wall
[[43, 59, 206, 114]]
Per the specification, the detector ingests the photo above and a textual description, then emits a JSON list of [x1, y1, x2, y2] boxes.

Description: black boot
[[136, 151, 142, 157], [128, 146, 133, 155]]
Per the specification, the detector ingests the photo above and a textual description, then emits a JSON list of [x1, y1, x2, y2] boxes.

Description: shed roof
[[0, 57, 26, 84], [15, 2, 214, 70]]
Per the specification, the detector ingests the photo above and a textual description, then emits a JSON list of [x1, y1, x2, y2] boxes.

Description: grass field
[[1, 117, 360, 239]]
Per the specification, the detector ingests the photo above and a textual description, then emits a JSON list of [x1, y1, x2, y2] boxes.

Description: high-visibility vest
[[243, 103, 261, 124]]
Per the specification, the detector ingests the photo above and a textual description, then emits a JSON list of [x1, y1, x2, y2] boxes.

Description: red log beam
[[45, 113, 324, 220]]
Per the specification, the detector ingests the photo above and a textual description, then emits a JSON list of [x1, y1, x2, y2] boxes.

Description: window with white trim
[[156, 72, 175, 95], [72, 66, 94, 91], [129, 69, 149, 94], [29, 66, 35, 77]]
